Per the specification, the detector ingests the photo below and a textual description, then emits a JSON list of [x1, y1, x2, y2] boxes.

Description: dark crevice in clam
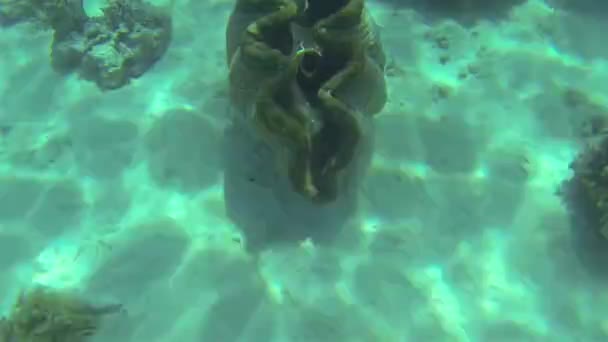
[[299, 50, 320, 77], [290, 50, 355, 203], [295, 50, 324, 104], [301, 0, 349, 25], [309, 118, 342, 201], [295, 50, 346, 103], [264, 23, 294, 56]]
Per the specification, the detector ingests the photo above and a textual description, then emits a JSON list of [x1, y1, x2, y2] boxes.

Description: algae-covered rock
[[1, 0, 172, 90], [51, 0, 172, 90]]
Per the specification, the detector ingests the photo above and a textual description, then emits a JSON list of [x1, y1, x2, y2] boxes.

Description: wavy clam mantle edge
[[226, 0, 387, 204]]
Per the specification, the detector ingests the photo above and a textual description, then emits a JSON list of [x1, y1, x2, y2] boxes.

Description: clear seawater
[[1, 0, 607, 341]]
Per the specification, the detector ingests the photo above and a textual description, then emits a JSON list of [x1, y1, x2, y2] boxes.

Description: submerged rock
[[1, 0, 172, 90], [51, 0, 172, 90]]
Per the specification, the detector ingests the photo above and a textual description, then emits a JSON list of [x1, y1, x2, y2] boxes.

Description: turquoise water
[[0, 0, 607, 341]]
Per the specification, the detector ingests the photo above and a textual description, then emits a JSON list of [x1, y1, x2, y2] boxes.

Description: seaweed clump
[[0, 0, 172, 90], [560, 135, 608, 277], [0, 287, 123, 341]]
